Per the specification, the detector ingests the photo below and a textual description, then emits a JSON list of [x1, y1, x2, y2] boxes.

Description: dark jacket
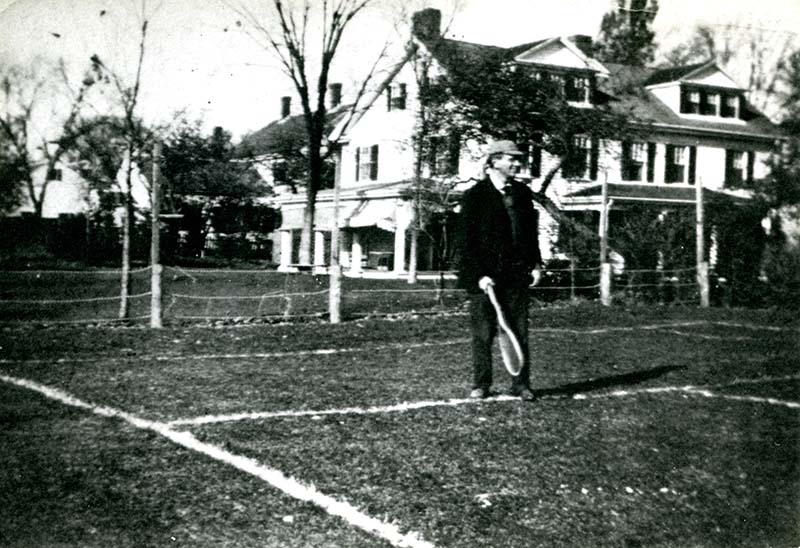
[[456, 177, 542, 293]]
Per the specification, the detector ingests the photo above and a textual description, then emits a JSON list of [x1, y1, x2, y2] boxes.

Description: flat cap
[[485, 140, 523, 156]]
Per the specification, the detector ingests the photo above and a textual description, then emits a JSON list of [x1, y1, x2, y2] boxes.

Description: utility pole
[[696, 177, 709, 307], [329, 147, 342, 324], [150, 140, 163, 328], [599, 174, 612, 306]]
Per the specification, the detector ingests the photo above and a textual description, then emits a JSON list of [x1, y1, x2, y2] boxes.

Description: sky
[[0, 0, 798, 141]]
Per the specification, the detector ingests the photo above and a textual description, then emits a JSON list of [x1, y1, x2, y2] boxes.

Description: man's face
[[491, 153, 521, 178]]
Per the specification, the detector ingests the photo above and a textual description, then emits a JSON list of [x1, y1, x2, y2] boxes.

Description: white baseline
[[0, 374, 436, 548]]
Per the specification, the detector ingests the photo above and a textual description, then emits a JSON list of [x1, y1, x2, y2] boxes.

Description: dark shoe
[[470, 387, 489, 399], [511, 387, 536, 401]]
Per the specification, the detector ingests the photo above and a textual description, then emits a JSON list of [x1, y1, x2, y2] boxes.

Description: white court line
[[575, 376, 800, 410], [657, 329, 753, 341], [0, 374, 436, 548], [168, 375, 800, 427], [0, 339, 469, 365], [1, 319, 794, 367], [167, 395, 520, 427]]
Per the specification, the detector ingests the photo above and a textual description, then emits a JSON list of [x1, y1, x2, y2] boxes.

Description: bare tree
[[230, 0, 385, 266], [89, 1, 153, 320], [0, 58, 97, 218]]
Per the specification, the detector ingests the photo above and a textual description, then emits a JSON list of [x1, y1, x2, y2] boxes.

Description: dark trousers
[[469, 287, 530, 391]]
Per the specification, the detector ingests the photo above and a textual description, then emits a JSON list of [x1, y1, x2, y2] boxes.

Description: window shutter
[[370, 145, 379, 180], [680, 88, 688, 113], [620, 141, 630, 180], [724, 149, 733, 186], [355, 147, 361, 181], [646, 143, 656, 182], [738, 96, 747, 120], [664, 145, 674, 182], [448, 133, 461, 175], [531, 145, 542, 178], [386, 87, 392, 111], [590, 138, 599, 181], [747, 151, 755, 183], [689, 146, 697, 185]]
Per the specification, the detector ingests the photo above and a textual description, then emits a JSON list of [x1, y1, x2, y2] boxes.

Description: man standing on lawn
[[456, 140, 542, 401]]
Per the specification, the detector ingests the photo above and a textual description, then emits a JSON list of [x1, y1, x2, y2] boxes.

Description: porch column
[[393, 225, 406, 273], [340, 231, 351, 270], [350, 231, 363, 274], [314, 230, 326, 267], [394, 202, 412, 274], [279, 230, 292, 271]]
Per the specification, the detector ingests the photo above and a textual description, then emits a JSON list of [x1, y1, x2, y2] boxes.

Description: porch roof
[[279, 198, 399, 231], [562, 182, 752, 205]]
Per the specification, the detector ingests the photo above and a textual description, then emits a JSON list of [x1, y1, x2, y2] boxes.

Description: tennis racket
[[484, 283, 524, 376]]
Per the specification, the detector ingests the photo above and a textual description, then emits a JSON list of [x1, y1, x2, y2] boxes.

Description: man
[[456, 140, 542, 401]]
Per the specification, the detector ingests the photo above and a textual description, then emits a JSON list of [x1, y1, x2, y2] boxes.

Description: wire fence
[[0, 264, 708, 326]]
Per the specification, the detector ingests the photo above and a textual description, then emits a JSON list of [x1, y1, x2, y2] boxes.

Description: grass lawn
[[0, 304, 798, 547]]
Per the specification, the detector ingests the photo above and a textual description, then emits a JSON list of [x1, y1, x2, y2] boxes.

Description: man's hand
[[531, 267, 542, 287], [478, 276, 494, 293]]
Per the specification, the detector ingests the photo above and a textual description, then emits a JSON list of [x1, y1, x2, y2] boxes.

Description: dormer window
[[387, 83, 407, 111], [721, 94, 739, 118], [681, 89, 701, 114], [533, 69, 592, 105], [681, 85, 743, 119], [700, 91, 719, 116], [566, 76, 590, 104], [47, 168, 63, 181]]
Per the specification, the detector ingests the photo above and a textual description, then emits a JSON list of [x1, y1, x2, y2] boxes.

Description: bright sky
[[1, 0, 798, 140]]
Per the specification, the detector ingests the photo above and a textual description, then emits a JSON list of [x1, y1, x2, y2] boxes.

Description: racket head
[[485, 285, 525, 376], [497, 331, 524, 376]]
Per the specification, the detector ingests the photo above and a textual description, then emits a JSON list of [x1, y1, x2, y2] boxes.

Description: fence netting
[[0, 264, 706, 325]]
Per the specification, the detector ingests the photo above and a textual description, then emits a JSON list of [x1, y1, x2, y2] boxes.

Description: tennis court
[[1, 305, 798, 547]]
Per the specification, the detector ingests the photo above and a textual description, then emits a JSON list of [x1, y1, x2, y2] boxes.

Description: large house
[[243, 8, 782, 276]]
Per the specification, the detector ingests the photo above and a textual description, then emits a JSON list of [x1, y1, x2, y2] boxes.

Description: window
[[725, 150, 754, 185], [665, 145, 696, 183], [665, 145, 687, 183], [272, 161, 288, 184], [566, 75, 590, 103], [47, 168, 63, 181], [681, 88, 701, 114], [355, 145, 379, 181], [721, 94, 739, 118], [427, 134, 460, 177], [563, 136, 596, 180], [700, 90, 719, 116], [622, 142, 647, 181], [387, 83, 407, 111], [519, 138, 542, 179]]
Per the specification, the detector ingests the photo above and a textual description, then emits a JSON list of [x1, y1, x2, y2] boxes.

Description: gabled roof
[[509, 35, 609, 75], [601, 63, 780, 140], [418, 36, 506, 74], [236, 105, 350, 159], [643, 62, 710, 86]]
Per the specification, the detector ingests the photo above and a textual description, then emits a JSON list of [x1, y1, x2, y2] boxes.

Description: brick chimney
[[281, 96, 291, 118], [411, 8, 441, 42], [329, 83, 342, 108]]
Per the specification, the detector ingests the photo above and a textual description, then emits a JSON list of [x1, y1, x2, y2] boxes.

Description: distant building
[[241, 8, 782, 276]]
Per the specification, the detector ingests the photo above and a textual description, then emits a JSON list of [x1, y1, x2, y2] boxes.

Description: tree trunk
[[407, 226, 418, 284], [118, 159, 133, 320], [299, 140, 323, 265]]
